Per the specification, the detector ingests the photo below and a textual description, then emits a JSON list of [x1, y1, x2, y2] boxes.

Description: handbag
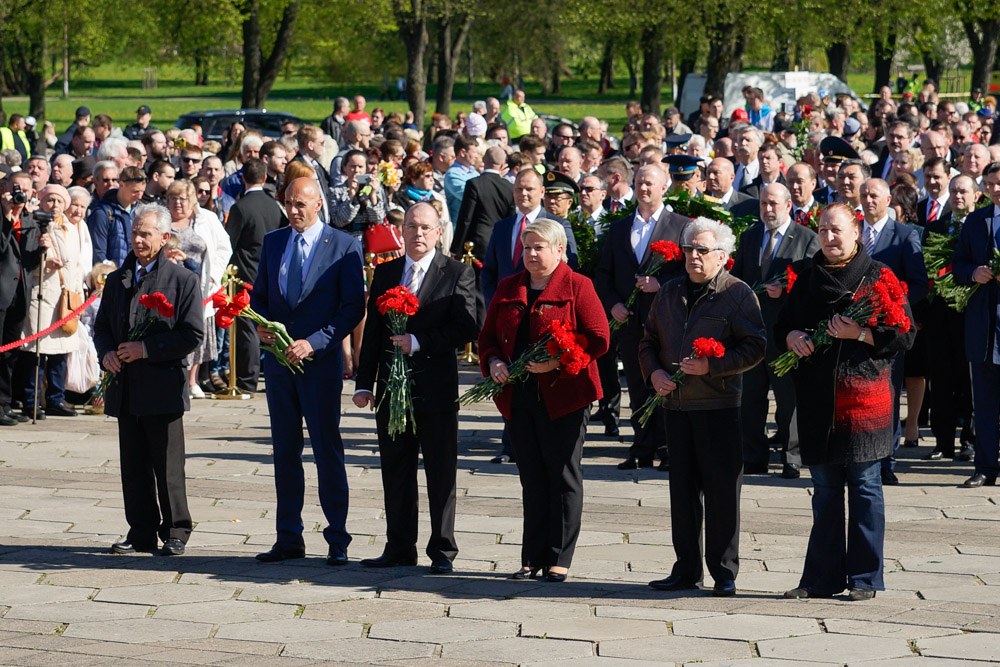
[[363, 223, 403, 255], [57, 269, 84, 335]]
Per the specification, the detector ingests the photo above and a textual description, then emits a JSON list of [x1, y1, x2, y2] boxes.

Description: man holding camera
[[0, 172, 43, 426]]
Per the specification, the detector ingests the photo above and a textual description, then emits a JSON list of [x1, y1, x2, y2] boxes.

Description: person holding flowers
[[93, 204, 205, 557], [478, 217, 609, 582], [774, 203, 915, 601], [638, 217, 765, 597], [353, 203, 477, 574], [251, 178, 366, 567]]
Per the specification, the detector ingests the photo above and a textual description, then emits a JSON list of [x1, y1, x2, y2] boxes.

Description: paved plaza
[[1, 368, 999, 665]]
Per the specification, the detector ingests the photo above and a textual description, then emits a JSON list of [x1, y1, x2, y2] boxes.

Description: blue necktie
[[287, 234, 304, 306]]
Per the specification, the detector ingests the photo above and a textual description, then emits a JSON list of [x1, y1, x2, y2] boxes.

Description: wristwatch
[[857, 329, 867, 343]]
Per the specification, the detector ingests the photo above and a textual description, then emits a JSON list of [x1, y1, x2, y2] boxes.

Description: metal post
[[457, 242, 479, 365], [31, 248, 46, 424], [364, 253, 376, 288], [214, 266, 250, 400]]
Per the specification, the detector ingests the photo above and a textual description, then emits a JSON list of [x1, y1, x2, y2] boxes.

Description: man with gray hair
[[734, 126, 763, 193], [97, 136, 130, 172], [94, 203, 205, 557], [322, 97, 351, 149], [730, 183, 819, 479]]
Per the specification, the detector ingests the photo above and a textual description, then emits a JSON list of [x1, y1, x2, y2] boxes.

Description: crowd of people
[[1, 78, 998, 601]]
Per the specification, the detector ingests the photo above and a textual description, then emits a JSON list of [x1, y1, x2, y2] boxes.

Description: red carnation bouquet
[[459, 319, 591, 405], [635, 336, 726, 427], [89, 292, 175, 405], [375, 286, 420, 437], [752, 265, 798, 295], [771, 268, 911, 377], [213, 286, 304, 373], [608, 240, 683, 334]]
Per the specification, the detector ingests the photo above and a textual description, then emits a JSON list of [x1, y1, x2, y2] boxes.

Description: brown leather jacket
[[638, 269, 766, 410]]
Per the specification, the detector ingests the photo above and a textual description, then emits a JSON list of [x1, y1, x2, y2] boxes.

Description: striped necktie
[[863, 225, 876, 255]]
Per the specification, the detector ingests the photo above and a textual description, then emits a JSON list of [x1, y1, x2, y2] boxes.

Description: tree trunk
[[640, 21, 666, 112], [771, 24, 790, 71], [677, 50, 697, 104], [240, 0, 298, 108], [919, 49, 943, 87], [872, 28, 897, 93], [598, 39, 614, 94], [394, 0, 429, 129], [625, 55, 637, 98], [826, 42, 850, 83], [704, 25, 747, 98], [435, 12, 472, 117], [963, 19, 1000, 95]]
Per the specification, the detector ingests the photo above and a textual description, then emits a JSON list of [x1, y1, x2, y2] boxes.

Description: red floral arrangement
[[752, 265, 797, 295], [636, 336, 726, 427], [608, 240, 682, 334], [214, 287, 303, 373], [459, 319, 591, 405], [771, 268, 911, 377], [139, 292, 175, 318], [375, 285, 421, 437], [854, 210, 865, 225], [724, 257, 734, 270]]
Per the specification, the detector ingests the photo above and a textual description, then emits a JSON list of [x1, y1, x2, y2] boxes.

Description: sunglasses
[[579, 186, 602, 193], [681, 244, 721, 256], [99, 177, 118, 183], [181, 157, 202, 163], [197, 189, 211, 195]]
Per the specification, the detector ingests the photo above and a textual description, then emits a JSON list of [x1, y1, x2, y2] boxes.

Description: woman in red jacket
[[479, 218, 610, 582]]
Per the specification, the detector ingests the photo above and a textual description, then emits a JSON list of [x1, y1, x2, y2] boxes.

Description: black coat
[[774, 247, 915, 465], [356, 251, 477, 408], [93, 251, 204, 417], [226, 189, 287, 283], [450, 172, 515, 258], [0, 212, 41, 312]]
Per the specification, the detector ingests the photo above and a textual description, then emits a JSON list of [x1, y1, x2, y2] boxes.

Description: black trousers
[[621, 328, 666, 460], [926, 301, 974, 454], [509, 381, 586, 569], [0, 298, 26, 410], [741, 351, 800, 468], [595, 335, 621, 427], [376, 405, 458, 562], [118, 408, 192, 545], [234, 315, 261, 393], [665, 407, 743, 583]]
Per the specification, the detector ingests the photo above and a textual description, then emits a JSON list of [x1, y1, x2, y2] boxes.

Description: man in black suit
[[916, 157, 951, 228], [731, 183, 820, 478], [354, 202, 477, 573], [94, 204, 205, 556], [292, 125, 332, 223], [596, 165, 689, 471], [450, 145, 514, 259], [225, 158, 288, 393], [741, 144, 787, 199]]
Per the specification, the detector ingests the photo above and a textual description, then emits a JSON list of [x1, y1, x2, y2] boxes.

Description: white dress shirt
[[511, 205, 542, 258], [631, 203, 664, 263]]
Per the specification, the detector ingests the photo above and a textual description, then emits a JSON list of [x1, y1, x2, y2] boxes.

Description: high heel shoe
[[546, 569, 568, 583], [511, 567, 541, 580]]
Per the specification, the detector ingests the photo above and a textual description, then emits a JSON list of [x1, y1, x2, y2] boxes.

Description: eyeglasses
[[197, 189, 211, 196], [167, 195, 188, 202], [181, 157, 202, 163], [681, 245, 721, 256], [282, 130, 296, 135], [555, 134, 574, 140], [99, 177, 119, 183], [579, 186, 602, 194]]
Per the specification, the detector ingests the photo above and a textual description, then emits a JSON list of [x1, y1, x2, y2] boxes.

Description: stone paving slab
[[61, 618, 215, 643], [757, 633, 914, 662], [600, 635, 753, 662]]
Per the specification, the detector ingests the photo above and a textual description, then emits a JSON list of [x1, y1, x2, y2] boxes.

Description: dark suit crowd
[[8, 85, 999, 600]]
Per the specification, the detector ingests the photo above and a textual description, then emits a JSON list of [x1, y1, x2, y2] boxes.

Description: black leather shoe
[[781, 464, 801, 479], [590, 408, 607, 422], [957, 444, 974, 462], [46, 402, 78, 417], [546, 570, 568, 583], [3, 407, 28, 423], [23, 409, 44, 420], [511, 567, 542, 579], [111, 540, 156, 554], [161, 538, 185, 556], [713, 579, 736, 597], [881, 469, 899, 485], [847, 587, 876, 601], [429, 559, 453, 574], [326, 544, 349, 566], [648, 575, 700, 591], [360, 551, 418, 568], [0, 412, 17, 426], [922, 449, 950, 461], [618, 457, 654, 470], [744, 463, 768, 474], [902, 439, 919, 448], [255, 544, 306, 562], [964, 473, 996, 488], [604, 425, 620, 437], [657, 459, 670, 472]]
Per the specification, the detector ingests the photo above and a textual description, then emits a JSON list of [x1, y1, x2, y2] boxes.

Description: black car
[[175, 109, 303, 142]]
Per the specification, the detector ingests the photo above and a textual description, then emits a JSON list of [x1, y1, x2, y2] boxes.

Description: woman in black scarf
[[774, 203, 915, 601]]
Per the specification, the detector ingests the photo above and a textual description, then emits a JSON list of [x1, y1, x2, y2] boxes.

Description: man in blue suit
[[251, 178, 366, 564], [481, 168, 578, 306], [860, 178, 928, 485], [953, 162, 1000, 487]]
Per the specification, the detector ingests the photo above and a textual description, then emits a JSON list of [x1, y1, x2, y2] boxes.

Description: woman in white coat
[[165, 179, 232, 398], [21, 184, 85, 418]]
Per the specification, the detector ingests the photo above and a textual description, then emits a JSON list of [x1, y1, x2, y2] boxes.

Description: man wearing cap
[[969, 87, 984, 113], [54, 107, 91, 155], [662, 107, 692, 136], [541, 171, 579, 220], [124, 106, 157, 141], [664, 134, 691, 157], [842, 117, 866, 155], [816, 136, 859, 205], [663, 155, 703, 197], [0, 115, 31, 163]]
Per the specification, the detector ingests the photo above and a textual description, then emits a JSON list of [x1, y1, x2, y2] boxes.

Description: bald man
[[251, 177, 366, 565]]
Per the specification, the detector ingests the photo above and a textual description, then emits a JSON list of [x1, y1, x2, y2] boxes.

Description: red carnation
[[215, 311, 235, 329], [377, 286, 419, 316], [650, 240, 682, 262], [692, 337, 726, 359], [785, 265, 798, 293], [158, 302, 175, 318], [724, 257, 734, 270], [212, 290, 230, 310]]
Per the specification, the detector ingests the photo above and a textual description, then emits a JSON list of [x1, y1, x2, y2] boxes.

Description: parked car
[[175, 109, 303, 142]]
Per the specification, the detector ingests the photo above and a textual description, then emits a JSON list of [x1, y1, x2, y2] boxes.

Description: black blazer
[[356, 252, 477, 408], [915, 197, 950, 229], [594, 208, 689, 334], [813, 185, 836, 206], [93, 251, 204, 417], [731, 222, 820, 326], [450, 172, 515, 258], [726, 191, 760, 219], [226, 190, 288, 283], [869, 219, 929, 305], [741, 172, 785, 200]]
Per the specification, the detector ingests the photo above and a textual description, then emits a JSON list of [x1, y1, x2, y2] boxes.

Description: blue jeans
[[23, 353, 67, 410], [800, 460, 885, 593]]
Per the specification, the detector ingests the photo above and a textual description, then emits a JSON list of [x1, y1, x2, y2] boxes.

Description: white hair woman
[[66, 186, 95, 284], [638, 216, 766, 597]]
